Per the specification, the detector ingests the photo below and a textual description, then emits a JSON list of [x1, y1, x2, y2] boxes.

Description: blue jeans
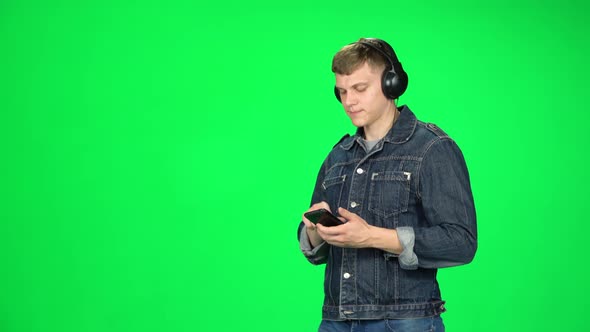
[[319, 317, 445, 332]]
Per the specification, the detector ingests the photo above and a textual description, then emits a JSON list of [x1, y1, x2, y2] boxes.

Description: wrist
[[367, 225, 380, 248], [306, 226, 323, 247], [369, 226, 403, 254]]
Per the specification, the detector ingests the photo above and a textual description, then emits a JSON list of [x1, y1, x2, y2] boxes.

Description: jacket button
[[356, 168, 364, 174], [350, 202, 358, 208], [343, 273, 351, 279]]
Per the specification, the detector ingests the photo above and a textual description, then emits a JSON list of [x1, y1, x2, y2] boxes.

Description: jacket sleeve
[[297, 160, 330, 265], [298, 224, 329, 265], [413, 137, 477, 268]]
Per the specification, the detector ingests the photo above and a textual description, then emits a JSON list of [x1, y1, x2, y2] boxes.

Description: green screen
[[1, 1, 588, 331]]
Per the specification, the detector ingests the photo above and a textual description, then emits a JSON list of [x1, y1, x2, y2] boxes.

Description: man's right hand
[[302, 202, 331, 248]]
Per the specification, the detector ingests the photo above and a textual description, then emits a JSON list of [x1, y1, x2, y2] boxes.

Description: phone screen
[[304, 208, 344, 227]]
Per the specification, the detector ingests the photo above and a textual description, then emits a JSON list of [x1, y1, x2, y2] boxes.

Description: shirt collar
[[340, 105, 417, 150]]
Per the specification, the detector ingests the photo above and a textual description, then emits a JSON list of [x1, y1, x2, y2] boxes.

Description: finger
[[301, 217, 316, 230], [315, 223, 325, 233], [338, 207, 355, 220], [316, 223, 342, 236], [322, 233, 343, 246], [317, 229, 335, 242], [311, 201, 331, 213], [316, 223, 331, 236]]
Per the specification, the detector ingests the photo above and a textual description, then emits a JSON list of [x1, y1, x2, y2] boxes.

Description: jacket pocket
[[322, 175, 346, 210], [368, 171, 411, 218]]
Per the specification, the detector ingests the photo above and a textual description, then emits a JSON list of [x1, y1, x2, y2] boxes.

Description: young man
[[297, 38, 477, 331]]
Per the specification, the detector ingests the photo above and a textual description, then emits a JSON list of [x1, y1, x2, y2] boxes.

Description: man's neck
[[363, 107, 400, 141]]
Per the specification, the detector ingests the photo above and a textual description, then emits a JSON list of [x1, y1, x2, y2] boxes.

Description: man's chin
[[350, 119, 365, 128]]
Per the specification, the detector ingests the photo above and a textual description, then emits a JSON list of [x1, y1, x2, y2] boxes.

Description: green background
[[1, 1, 588, 331]]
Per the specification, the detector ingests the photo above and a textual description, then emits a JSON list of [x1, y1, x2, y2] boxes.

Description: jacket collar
[[340, 105, 417, 150]]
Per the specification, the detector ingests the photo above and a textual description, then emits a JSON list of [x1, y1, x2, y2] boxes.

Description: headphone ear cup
[[382, 63, 408, 99], [334, 86, 342, 103]]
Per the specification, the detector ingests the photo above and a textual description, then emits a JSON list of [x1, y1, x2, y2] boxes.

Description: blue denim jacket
[[298, 106, 477, 320]]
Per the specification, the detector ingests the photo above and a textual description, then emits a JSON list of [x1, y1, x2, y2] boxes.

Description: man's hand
[[316, 207, 373, 248], [316, 207, 403, 254], [302, 202, 331, 248]]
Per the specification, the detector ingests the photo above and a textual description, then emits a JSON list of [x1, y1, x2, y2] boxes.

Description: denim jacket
[[297, 105, 477, 320]]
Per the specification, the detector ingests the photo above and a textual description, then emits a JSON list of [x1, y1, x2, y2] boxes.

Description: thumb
[[338, 207, 355, 219]]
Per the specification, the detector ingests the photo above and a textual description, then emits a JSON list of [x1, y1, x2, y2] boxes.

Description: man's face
[[335, 62, 392, 130]]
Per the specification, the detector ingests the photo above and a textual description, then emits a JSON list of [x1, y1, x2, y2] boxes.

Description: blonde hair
[[332, 38, 388, 75]]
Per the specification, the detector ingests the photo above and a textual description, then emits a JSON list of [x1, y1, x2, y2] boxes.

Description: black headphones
[[334, 38, 408, 102]]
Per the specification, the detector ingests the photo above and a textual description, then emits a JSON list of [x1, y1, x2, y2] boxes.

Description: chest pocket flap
[[369, 171, 411, 218]]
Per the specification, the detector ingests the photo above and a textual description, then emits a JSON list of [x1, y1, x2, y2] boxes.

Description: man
[[297, 38, 477, 331]]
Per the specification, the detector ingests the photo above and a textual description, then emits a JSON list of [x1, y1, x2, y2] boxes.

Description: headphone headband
[[357, 39, 400, 68]]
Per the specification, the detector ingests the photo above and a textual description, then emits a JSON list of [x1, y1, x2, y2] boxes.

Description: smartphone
[[304, 208, 344, 227]]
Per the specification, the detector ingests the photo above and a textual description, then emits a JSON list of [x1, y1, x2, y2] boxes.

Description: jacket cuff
[[299, 226, 328, 264], [396, 227, 419, 270]]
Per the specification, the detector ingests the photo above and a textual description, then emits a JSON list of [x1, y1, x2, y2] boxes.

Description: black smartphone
[[304, 208, 344, 227]]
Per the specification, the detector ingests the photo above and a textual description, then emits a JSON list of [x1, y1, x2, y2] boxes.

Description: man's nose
[[343, 91, 358, 106]]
